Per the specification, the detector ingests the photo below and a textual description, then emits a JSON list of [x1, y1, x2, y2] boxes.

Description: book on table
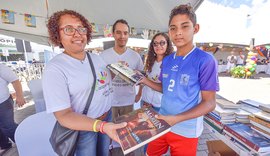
[[248, 116, 270, 129], [259, 104, 270, 113], [213, 104, 237, 117], [114, 107, 171, 155], [253, 111, 270, 122], [251, 125, 270, 139], [237, 99, 264, 108], [106, 63, 144, 85], [216, 98, 240, 109], [223, 123, 270, 153]]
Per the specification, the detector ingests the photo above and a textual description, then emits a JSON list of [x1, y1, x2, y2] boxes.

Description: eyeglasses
[[153, 41, 166, 47], [60, 26, 87, 36]]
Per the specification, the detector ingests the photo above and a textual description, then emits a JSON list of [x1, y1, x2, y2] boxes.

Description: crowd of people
[[0, 4, 220, 156]]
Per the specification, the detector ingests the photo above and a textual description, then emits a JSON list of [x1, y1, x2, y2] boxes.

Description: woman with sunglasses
[[135, 33, 173, 112], [43, 10, 126, 156]]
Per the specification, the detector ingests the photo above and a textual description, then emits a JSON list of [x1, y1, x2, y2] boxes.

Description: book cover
[[205, 114, 223, 126], [204, 117, 223, 133], [216, 98, 240, 109], [114, 107, 171, 155], [214, 104, 237, 117], [249, 116, 270, 129], [259, 104, 270, 113], [107, 63, 144, 85], [249, 119, 270, 135], [223, 123, 270, 152], [251, 125, 270, 139], [240, 103, 261, 114], [237, 99, 263, 108], [253, 111, 270, 122], [223, 133, 251, 153]]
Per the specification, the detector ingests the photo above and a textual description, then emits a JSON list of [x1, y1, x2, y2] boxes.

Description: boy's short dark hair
[[112, 19, 130, 33], [169, 4, 197, 26]]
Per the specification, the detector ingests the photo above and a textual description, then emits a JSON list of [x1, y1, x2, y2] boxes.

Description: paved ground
[[1, 73, 270, 156]]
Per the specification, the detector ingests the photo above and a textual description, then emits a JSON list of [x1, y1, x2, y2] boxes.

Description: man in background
[[236, 51, 245, 66], [226, 49, 237, 73], [100, 19, 144, 156]]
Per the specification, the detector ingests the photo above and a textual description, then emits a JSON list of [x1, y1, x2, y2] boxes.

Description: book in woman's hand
[[106, 63, 145, 85], [114, 107, 171, 155]]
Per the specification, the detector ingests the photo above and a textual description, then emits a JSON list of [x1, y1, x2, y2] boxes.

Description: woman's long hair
[[145, 33, 173, 73]]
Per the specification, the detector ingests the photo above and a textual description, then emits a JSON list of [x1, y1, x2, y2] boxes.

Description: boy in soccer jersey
[[140, 4, 219, 156]]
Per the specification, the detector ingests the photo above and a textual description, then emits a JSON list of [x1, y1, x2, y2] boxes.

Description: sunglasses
[[60, 26, 87, 36], [153, 41, 166, 47]]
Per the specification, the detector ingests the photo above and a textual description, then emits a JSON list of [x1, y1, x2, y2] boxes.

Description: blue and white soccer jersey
[[160, 47, 219, 138]]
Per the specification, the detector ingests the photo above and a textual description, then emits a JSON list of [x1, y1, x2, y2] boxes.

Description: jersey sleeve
[[199, 56, 219, 91]]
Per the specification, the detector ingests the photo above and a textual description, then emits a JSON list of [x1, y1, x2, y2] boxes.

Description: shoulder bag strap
[[82, 52, 97, 115]]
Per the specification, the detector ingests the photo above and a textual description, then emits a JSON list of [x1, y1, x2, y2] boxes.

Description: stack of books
[[205, 98, 239, 134], [216, 98, 240, 109], [211, 104, 237, 124], [223, 123, 270, 154], [234, 109, 251, 123], [204, 98, 270, 155], [204, 113, 224, 133], [249, 106, 270, 139]]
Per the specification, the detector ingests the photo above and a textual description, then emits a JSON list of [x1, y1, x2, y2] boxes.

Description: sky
[[195, 0, 270, 45]]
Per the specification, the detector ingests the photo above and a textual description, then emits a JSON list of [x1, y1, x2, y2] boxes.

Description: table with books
[[204, 98, 270, 156]]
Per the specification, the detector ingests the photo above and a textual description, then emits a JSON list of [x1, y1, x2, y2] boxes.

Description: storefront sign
[[0, 37, 16, 46]]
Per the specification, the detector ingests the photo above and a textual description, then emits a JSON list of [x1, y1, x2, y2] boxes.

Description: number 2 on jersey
[[168, 79, 175, 92]]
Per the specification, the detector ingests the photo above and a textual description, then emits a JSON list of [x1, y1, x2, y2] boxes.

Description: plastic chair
[[28, 79, 46, 112], [15, 112, 57, 156]]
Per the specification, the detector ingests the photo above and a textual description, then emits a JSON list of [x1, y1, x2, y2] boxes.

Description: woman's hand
[[135, 94, 141, 103], [103, 122, 127, 143], [138, 76, 148, 85]]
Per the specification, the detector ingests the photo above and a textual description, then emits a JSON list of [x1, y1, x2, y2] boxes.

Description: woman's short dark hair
[[47, 10, 92, 48], [169, 4, 197, 26], [145, 33, 173, 73]]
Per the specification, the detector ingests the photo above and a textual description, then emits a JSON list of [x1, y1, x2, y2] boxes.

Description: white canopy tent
[[0, 0, 203, 46]]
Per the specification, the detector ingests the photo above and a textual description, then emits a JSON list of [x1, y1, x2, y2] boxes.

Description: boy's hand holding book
[[155, 114, 179, 126]]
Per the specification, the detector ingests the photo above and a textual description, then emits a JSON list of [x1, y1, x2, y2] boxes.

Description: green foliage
[[230, 66, 246, 78]]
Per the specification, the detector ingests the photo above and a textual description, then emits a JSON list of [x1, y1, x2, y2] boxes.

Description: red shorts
[[146, 132, 198, 156]]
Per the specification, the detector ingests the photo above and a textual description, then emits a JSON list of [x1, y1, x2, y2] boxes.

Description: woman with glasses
[[43, 10, 126, 156], [135, 33, 173, 112]]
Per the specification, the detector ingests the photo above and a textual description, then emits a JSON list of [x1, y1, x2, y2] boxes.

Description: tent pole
[[22, 40, 31, 81]]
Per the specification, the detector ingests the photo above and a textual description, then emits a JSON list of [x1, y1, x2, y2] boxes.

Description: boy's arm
[[156, 90, 216, 126]]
